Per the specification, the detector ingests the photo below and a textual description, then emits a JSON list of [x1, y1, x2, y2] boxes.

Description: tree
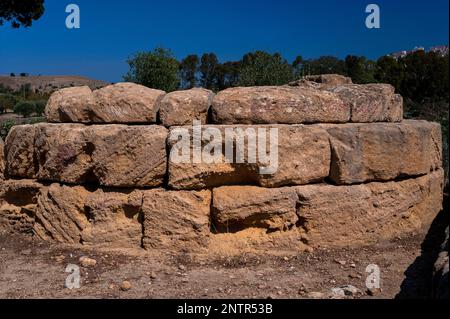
[[292, 55, 304, 78], [0, 0, 45, 28], [124, 47, 180, 92], [239, 51, 294, 86], [375, 56, 404, 92], [14, 101, 35, 118], [302, 56, 346, 76], [199, 53, 219, 90], [344, 55, 376, 84], [179, 54, 199, 89], [10, 73, 15, 77], [34, 100, 46, 116], [400, 51, 449, 103], [0, 94, 17, 113], [221, 61, 241, 89], [19, 83, 32, 98]]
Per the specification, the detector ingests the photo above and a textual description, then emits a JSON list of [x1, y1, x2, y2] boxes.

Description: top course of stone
[[44, 74, 403, 126]]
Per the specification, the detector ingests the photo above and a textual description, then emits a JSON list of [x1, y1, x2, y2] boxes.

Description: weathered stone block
[[4, 124, 37, 178], [0, 181, 144, 247], [142, 189, 211, 249], [168, 124, 330, 189], [212, 186, 298, 232], [34, 183, 90, 244], [45, 86, 97, 123], [0, 179, 43, 233], [326, 84, 403, 122], [323, 121, 442, 184], [45, 83, 165, 123], [211, 86, 350, 124], [89, 125, 167, 187], [295, 169, 444, 247], [35, 124, 92, 184], [81, 189, 143, 247], [159, 88, 214, 127], [7, 124, 168, 187]]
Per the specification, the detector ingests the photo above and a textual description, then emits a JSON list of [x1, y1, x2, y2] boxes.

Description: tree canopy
[[124, 48, 180, 92], [0, 0, 45, 28]]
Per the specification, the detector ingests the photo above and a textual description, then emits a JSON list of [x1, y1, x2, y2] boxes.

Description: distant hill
[[0, 75, 110, 93]]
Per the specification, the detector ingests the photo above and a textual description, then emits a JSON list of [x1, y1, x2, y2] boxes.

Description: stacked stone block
[[0, 75, 444, 251]]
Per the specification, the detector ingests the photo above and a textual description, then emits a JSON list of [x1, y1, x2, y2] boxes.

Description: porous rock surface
[[0, 77, 445, 253]]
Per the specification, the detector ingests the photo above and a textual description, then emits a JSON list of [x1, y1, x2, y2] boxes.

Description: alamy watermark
[[66, 4, 80, 29], [365, 264, 381, 289], [64, 264, 81, 289], [365, 4, 380, 29], [169, 121, 279, 175]]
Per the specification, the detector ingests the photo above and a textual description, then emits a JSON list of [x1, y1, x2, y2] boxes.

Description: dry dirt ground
[[0, 195, 448, 300]]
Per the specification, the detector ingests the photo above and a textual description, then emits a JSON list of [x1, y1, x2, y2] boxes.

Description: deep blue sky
[[0, 0, 448, 82]]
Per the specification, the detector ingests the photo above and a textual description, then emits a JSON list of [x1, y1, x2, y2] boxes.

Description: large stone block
[[81, 188, 143, 247], [6, 124, 168, 187], [142, 189, 211, 249], [212, 186, 298, 232], [159, 88, 214, 127], [291, 78, 403, 122], [34, 123, 92, 183], [290, 74, 353, 87], [45, 83, 165, 123], [168, 124, 330, 189], [323, 121, 442, 184], [295, 169, 444, 248], [34, 184, 143, 246], [211, 86, 350, 124], [0, 179, 43, 233], [4, 124, 37, 178], [326, 84, 403, 122], [0, 181, 143, 247], [34, 183, 90, 244], [89, 125, 167, 187], [45, 86, 97, 123]]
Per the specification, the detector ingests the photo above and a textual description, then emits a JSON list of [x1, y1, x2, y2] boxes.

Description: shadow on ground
[[396, 193, 449, 299]]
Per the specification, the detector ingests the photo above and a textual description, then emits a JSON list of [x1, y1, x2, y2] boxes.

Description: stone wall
[[0, 74, 444, 252]]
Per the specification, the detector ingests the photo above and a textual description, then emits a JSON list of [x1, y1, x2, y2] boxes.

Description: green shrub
[[13, 101, 35, 117], [0, 120, 16, 140], [34, 100, 46, 116], [0, 94, 17, 113], [124, 47, 180, 92]]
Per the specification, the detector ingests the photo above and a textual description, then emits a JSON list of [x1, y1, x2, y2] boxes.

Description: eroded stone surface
[[35, 124, 92, 184], [45, 86, 96, 123], [168, 125, 330, 189], [212, 186, 298, 232], [290, 74, 353, 87], [295, 169, 444, 247], [142, 189, 211, 249], [0, 179, 43, 233], [6, 124, 168, 187], [92, 83, 165, 123], [45, 83, 165, 123], [159, 88, 214, 127], [322, 120, 442, 184], [211, 86, 350, 124], [81, 188, 143, 247], [327, 84, 403, 123], [4, 124, 37, 178], [90, 125, 167, 187], [290, 80, 403, 122]]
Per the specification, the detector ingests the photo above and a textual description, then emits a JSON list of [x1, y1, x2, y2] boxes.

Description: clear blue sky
[[0, 0, 448, 82]]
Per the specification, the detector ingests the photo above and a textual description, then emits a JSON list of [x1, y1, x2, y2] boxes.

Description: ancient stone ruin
[[0, 74, 444, 253]]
